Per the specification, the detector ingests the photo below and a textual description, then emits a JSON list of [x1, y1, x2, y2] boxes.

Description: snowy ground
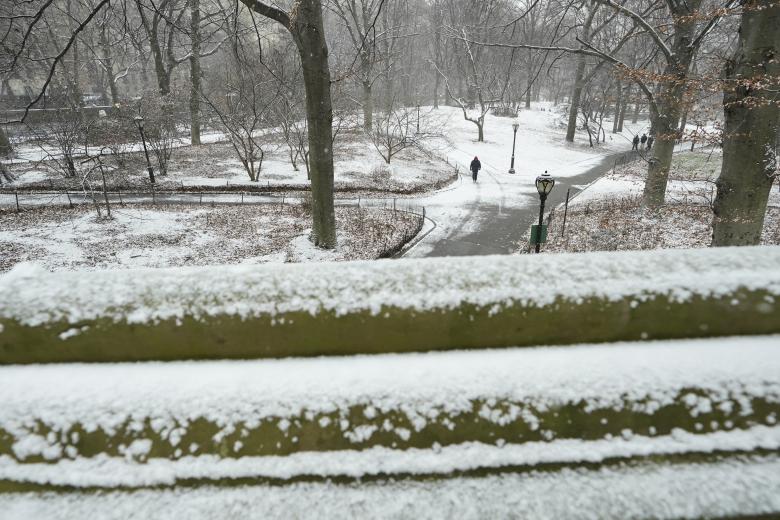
[[0, 203, 422, 272], [2, 127, 455, 194], [2, 103, 642, 262], [544, 149, 780, 252]]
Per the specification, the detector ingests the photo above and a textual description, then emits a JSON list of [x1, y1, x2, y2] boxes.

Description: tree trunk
[[189, 0, 201, 145], [618, 84, 629, 132], [0, 127, 12, 157], [136, 0, 171, 95], [100, 24, 119, 105], [641, 19, 697, 208], [712, 0, 779, 246], [565, 8, 595, 142], [240, 0, 336, 247], [433, 72, 440, 109], [293, 0, 336, 248], [362, 80, 373, 132], [641, 94, 681, 207], [477, 120, 484, 142], [612, 80, 622, 133], [565, 56, 586, 142]]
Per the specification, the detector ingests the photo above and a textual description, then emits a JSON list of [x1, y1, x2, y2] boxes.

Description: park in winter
[[0, 0, 778, 517]]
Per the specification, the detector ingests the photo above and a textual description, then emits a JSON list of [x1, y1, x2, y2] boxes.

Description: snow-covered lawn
[[544, 150, 780, 252], [3, 127, 455, 194], [0, 203, 422, 272]]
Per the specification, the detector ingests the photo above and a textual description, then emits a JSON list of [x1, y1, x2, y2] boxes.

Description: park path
[[404, 146, 637, 257]]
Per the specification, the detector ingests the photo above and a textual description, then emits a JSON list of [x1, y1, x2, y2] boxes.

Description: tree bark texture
[[189, 0, 201, 145], [711, 0, 779, 246], [291, 1, 337, 248]]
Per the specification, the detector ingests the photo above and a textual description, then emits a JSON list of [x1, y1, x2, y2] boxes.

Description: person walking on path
[[470, 156, 481, 183], [647, 135, 654, 150], [640, 133, 648, 147], [632, 135, 640, 150]]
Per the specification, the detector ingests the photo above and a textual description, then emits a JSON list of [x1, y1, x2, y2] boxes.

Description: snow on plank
[[1, 246, 779, 363], [0, 336, 778, 484], [5, 455, 778, 519]]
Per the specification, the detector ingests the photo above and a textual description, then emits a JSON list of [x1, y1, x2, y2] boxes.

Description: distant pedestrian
[[470, 156, 481, 183], [647, 136, 654, 150], [640, 133, 648, 146], [632, 135, 640, 150]]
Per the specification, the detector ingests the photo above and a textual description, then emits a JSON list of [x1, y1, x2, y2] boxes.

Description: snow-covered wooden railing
[[0, 335, 779, 501], [1, 246, 779, 364]]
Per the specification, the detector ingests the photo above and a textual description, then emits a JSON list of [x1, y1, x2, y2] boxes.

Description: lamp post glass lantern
[[534, 171, 555, 253], [509, 121, 519, 174], [134, 116, 155, 184]]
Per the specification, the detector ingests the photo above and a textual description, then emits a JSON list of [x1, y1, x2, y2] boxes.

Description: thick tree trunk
[[642, 86, 685, 207], [477, 120, 484, 142], [641, 8, 698, 209], [293, 0, 336, 248], [154, 56, 171, 95], [565, 57, 586, 142], [712, 0, 779, 246], [189, 0, 201, 145]]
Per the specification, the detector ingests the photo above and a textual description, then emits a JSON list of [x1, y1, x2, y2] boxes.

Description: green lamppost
[[534, 171, 555, 253], [133, 116, 155, 184], [509, 121, 519, 174]]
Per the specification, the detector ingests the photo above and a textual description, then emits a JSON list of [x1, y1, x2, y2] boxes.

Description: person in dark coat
[[470, 156, 481, 183], [647, 135, 654, 150], [632, 135, 640, 150], [640, 133, 648, 146]]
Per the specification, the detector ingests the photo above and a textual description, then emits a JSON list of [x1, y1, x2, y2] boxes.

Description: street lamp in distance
[[133, 115, 155, 184], [533, 170, 555, 253], [509, 121, 519, 174]]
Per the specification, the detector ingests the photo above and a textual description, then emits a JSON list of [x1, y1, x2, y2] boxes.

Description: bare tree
[[330, 0, 386, 131], [369, 105, 442, 164]]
